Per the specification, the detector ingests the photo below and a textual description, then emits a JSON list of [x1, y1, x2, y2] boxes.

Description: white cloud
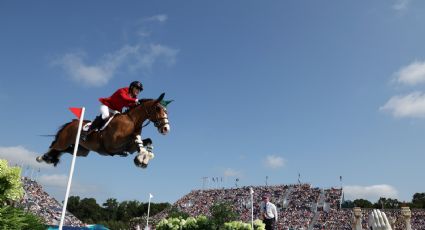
[[39, 174, 100, 195], [145, 14, 168, 23], [393, 0, 410, 11], [0, 146, 48, 168], [380, 91, 425, 118], [394, 60, 425, 86], [131, 44, 178, 72], [344, 184, 399, 201], [223, 168, 243, 177], [264, 155, 285, 169], [54, 44, 178, 87]]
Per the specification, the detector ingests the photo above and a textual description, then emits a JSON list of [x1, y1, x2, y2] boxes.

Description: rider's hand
[[368, 209, 393, 230]]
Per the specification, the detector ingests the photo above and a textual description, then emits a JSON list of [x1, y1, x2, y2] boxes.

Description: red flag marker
[[69, 107, 83, 119]]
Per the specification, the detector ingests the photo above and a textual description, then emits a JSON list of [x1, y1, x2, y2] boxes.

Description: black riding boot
[[81, 116, 105, 141]]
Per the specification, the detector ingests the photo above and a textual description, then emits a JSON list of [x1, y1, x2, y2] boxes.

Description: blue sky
[[1, 0, 425, 204]]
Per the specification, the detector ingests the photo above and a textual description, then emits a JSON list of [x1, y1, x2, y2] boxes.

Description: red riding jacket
[[99, 87, 137, 111]]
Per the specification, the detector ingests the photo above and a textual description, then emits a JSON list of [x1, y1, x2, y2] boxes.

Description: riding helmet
[[129, 81, 143, 91]]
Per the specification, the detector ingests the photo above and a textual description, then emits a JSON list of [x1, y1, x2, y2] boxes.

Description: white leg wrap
[[135, 135, 154, 160]]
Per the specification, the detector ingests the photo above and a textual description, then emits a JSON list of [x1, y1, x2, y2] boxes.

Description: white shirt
[[260, 201, 278, 221]]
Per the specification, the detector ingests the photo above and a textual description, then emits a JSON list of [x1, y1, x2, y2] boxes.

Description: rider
[[81, 81, 144, 140]]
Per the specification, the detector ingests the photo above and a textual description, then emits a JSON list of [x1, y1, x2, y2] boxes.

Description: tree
[[353, 199, 373, 208], [79, 198, 102, 223], [412, 193, 425, 208], [0, 206, 45, 230], [341, 200, 354, 208], [374, 197, 400, 209], [210, 202, 240, 229], [0, 159, 23, 205], [67, 196, 81, 217], [0, 160, 44, 229], [116, 201, 130, 221], [126, 200, 141, 218], [103, 198, 119, 220]]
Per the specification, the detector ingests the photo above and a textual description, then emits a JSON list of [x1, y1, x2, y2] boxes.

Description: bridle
[[140, 102, 169, 129]]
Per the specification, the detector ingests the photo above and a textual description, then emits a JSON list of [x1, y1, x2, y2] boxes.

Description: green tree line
[[67, 196, 170, 229], [341, 193, 425, 209]]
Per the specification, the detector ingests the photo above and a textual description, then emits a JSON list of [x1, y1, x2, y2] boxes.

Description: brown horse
[[36, 93, 170, 168]]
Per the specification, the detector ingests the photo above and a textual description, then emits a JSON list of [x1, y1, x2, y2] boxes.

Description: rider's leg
[[89, 115, 106, 131], [81, 105, 109, 141]]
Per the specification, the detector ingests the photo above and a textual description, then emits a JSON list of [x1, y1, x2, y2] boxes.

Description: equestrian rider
[[81, 81, 144, 140]]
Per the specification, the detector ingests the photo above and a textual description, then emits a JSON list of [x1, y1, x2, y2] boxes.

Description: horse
[[36, 93, 171, 168]]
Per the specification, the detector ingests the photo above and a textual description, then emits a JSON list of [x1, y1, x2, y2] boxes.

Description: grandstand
[[149, 183, 425, 230], [20, 177, 84, 227], [18, 178, 425, 229]]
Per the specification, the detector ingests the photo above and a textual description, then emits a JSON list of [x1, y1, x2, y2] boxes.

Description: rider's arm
[[118, 88, 138, 105]]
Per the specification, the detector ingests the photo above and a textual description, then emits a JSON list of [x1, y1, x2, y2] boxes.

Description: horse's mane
[[122, 98, 154, 115]]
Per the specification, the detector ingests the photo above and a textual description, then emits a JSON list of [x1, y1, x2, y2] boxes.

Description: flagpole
[[59, 107, 85, 230], [146, 193, 153, 230], [250, 187, 254, 229]]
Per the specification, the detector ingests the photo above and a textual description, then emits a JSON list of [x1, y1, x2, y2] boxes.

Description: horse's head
[[143, 93, 171, 135]]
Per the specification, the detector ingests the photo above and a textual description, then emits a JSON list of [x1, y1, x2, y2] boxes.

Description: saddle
[[82, 114, 116, 132]]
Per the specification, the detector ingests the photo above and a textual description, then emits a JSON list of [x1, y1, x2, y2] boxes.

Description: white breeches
[[100, 104, 118, 120]]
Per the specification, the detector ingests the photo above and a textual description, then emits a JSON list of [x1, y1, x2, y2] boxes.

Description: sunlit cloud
[[0, 146, 48, 168], [393, 0, 410, 11], [344, 184, 399, 202], [394, 60, 425, 86], [145, 14, 168, 23], [380, 91, 425, 118], [53, 13, 177, 87], [53, 44, 178, 87], [263, 155, 286, 169]]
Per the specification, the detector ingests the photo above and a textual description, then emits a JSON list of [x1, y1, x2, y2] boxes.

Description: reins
[[139, 101, 168, 128]]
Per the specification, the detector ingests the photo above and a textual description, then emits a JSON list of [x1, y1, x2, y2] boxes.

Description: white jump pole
[[59, 107, 85, 230]]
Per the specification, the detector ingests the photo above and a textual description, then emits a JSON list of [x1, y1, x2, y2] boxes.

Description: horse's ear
[[156, 93, 165, 103], [160, 100, 174, 107]]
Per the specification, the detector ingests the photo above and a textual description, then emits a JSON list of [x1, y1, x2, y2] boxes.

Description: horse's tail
[[48, 120, 76, 148]]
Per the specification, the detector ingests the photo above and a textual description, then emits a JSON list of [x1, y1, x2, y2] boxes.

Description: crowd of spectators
[[174, 184, 290, 221], [161, 184, 323, 229], [324, 187, 342, 209], [154, 184, 425, 230], [19, 177, 83, 227], [313, 209, 352, 229], [412, 209, 425, 229]]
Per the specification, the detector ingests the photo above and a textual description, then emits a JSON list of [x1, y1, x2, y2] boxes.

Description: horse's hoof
[[36, 156, 43, 163], [134, 156, 147, 168]]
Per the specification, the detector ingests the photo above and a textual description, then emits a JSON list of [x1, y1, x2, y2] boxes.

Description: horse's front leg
[[133, 135, 155, 168]]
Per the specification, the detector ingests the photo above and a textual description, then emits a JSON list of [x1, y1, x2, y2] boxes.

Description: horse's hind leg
[[36, 139, 71, 166], [37, 121, 81, 166], [37, 146, 90, 167], [36, 148, 63, 166]]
